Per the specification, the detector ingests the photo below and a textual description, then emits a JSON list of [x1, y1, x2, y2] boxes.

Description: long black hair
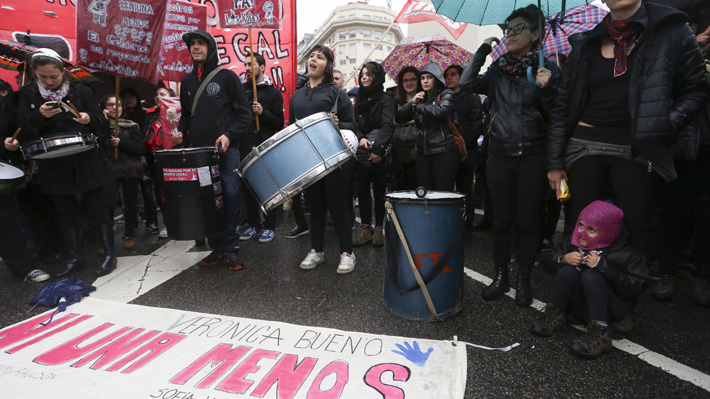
[[309, 45, 335, 84]]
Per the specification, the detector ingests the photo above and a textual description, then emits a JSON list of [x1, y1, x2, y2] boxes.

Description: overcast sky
[[296, 0, 408, 41]]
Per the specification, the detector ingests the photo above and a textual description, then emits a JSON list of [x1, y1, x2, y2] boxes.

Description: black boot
[[482, 263, 510, 300], [55, 227, 84, 278], [95, 224, 117, 277], [516, 264, 533, 306]]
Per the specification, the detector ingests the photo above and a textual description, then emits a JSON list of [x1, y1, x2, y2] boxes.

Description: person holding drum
[[239, 53, 284, 244], [352, 61, 394, 248], [100, 95, 145, 251], [394, 62, 458, 192], [177, 30, 251, 270], [8, 48, 117, 278], [290, 45, 358, 274]]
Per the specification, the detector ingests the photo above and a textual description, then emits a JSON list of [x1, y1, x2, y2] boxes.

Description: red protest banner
[[215, 0, 283, 30], [157, 0, 207, 82], [395, 0, 468, 40], [159, 96, 182, 150], [75, 0, 168, 81]]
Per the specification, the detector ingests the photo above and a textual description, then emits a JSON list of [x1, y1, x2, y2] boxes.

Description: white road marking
[[92, 240, 211, 303], [463, 266, 710, 392]]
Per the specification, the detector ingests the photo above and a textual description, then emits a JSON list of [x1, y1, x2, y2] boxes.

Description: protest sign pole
[[342, 21, 395, 88], [249, 28, 260, 131], [114, 76, 120, 160]]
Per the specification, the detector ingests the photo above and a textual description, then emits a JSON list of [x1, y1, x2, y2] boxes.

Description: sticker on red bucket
[[163, 168, 198, 181]]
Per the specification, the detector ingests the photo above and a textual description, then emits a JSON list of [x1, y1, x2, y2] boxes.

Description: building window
[[363, 43, 372, 51], [387, 33, 393, 41], [362, 29, 372, 38], [339, 31, 346, 40], [340, 59, 346, 65], [348, 14, 356, 19], [339, 45, 346, 53], [349, 43, 356, 52], [375, 30, 383, 39], [387, 46, 392, 52], [363, 14, 371, 19], [338, 16, 344, 20], [350, 58, 357, 64], [349, 29, 356, 38], [374, 15, 383, 21], [377, 45, 383, 51]]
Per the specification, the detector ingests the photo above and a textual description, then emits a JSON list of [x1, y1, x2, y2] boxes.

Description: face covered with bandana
[[572, 201, 624, 250]]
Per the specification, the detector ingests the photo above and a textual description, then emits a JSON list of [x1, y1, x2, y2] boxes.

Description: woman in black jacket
[[101, 95, 145, 251], [546, 0, 709, 258], [460, 5, 555, 306], [11, 48, 116, 277], [394, 62, 458, 191], [352, 61, 394, 248], [289, 45, 358, 274]]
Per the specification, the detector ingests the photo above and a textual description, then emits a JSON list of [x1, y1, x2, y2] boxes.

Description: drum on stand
[[154, 147, 224, 240], [0, 161, 25, 193], [237, 112, 357, 212], [21, 133, 96, 160], [384, 191, 466, 321]]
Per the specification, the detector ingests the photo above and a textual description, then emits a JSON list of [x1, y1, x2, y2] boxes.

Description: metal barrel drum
[[0, 161, 25, 193], [237, 112, 356, 212], [154, 146, 224, 240], [384, 191, 466, 321]]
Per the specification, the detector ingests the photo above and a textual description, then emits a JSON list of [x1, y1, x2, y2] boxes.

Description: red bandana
[[197, 66, 204, 80], [605, 17, 643, 77]]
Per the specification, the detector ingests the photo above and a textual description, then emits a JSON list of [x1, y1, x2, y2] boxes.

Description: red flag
[[394, 0, 468, 40]]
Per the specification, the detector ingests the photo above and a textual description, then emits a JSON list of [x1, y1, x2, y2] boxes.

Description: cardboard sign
[[215, 0, 283, 30], [157, 0, 207, 82], [76, 0, 168, 81]]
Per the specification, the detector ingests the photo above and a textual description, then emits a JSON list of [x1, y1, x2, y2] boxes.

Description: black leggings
[[486, 152, 547, 267], [567, 155, 661, 257], [51, 185, 113, 228], [551, 265, 624, 323], [305, 160, 355, 253], [355, 164, 387, 227], [415, 149, 459, 191], [117, 177, 140, 237]]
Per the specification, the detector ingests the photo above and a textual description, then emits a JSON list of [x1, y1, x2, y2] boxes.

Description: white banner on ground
[[0, 298, 466, 398]]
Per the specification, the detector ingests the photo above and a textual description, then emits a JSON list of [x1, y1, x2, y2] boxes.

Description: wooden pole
[[248, 28, 260, 131], [114, 76, 120, 160]]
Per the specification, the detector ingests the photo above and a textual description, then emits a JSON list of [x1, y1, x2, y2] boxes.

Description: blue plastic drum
[[384, 191, 466, 321], [237, 112, 355, 212]]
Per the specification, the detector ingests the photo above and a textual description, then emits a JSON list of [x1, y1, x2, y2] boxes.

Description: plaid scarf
[[606, 17, 643, 77], [498, 50, 538, 77]]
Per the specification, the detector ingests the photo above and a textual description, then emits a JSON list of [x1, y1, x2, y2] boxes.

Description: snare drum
[[0, 161, 25, 193], [238, 112, 355, 212], [21, 133, 97, 160], [154, 146, 224, 240]]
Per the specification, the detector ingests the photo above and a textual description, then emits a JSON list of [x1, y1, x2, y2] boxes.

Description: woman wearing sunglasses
[[460, 5, 556, 307]]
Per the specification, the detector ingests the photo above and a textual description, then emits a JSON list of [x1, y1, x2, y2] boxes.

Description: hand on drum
[[39, 103, 63, 118], [74, 112, 91, 125], [3, 137, 19, 152], [172, 131, 184, 145], [215, 134, 230, 153], [110, 136, 120, 147], [329, 113, 339, 127]]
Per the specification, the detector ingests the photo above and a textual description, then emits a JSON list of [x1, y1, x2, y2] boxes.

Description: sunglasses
[[504, 23, 531, 38]]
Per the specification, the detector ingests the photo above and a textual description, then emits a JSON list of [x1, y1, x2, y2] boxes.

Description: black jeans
[[551, 265, 629, 323], [305, 160, 355, 254], [52, 185, 113, 228], [355, 163, 387, 227], [243, 179, 276, 230], [456, 163, 475, 224], [567, 155, 662, 257], [139, 176, 159, 227], [0, 194, 35, 279], [117, 177, 140, 237], [415, 149, 459, 191], [487, 152, 547, 267]]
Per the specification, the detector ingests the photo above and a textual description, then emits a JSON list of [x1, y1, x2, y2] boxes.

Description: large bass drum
[[237, 112, 356, 212]]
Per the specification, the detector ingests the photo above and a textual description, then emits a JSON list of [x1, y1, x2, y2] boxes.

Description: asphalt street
[[1, 209, 709, 398]]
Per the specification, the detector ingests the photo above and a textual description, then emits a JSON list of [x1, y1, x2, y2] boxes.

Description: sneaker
[[530, 304, 566, 337], [259, 229, 275, 243], [352, 227, 372, 247], [158, 228, 168, 239], [372, 226, 384, 247], [570, 322, 613, 360], [692, 277, 710, 307], [286, 225, 309, 239], [240, 226, 260, 241], [337, 252, 356, 274], [609, 313, 634, 339], [24, 269, 50, 283], [123, 237, 136, 250], [146, 224, 159, 235], [300, 249, 324, 270], [650, 273, 675, 301], [200, 248, 225, 266], [223, 252, 245, 270]]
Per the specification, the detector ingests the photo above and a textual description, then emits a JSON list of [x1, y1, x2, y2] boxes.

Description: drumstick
[[59, 100, 81, 118], [10, 128, 20, 140]]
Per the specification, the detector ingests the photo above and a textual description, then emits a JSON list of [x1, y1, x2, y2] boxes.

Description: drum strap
[[385, 201, 442, 321], [191, 67, 223, 115]]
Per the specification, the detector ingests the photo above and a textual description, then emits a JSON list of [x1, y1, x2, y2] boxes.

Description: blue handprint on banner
[[391, 340, 434, 367]]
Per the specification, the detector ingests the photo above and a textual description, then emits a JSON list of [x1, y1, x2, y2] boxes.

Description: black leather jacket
[[546, 3, 709, 170], [460, 43, 557, 157], [394, 63, 457, 156]]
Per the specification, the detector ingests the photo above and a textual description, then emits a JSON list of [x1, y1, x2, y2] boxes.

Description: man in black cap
[[176, 30, 251, 269]]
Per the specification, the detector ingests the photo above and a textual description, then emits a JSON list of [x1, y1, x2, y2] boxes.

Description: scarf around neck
[[605, 17, 643, 77], [37, 80, 70, 101], [498, 50, 539, 76]]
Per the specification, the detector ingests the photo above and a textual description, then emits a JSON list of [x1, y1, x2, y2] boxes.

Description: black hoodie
[[179, 30, 251, 148]]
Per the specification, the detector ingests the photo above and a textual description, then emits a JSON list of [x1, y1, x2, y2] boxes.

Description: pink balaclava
[[571, 200, 624, 250]]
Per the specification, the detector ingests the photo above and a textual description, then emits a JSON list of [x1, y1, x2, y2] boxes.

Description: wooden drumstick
[[10, 127, 20, 140]]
